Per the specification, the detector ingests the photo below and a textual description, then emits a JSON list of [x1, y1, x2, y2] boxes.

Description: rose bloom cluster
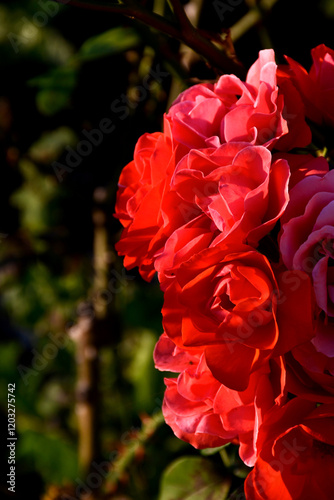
[[115, 45, 334, 499]]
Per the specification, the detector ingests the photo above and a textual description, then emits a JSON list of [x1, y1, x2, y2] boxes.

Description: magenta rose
[[280, 168, 334, 316]]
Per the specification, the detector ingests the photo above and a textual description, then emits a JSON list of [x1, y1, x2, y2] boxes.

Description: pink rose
[[280, 169, 334, 316], [154, 334, 286, 465], [167, 49, 310, 152]]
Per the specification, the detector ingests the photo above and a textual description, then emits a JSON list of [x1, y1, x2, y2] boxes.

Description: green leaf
[[29, 64, 78, 115], [122, 329, 160, 412], [28, 26, 141, 114], [28, 126, 78, 164], [35, 89, 70, 115], [29, 63, 78, 88], [17, 429, 78, 483], [158, 456, 231, 500], [78, 26, 141, 61], [11, 159, 58, 238]]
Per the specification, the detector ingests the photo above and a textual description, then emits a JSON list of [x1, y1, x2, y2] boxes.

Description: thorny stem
[[52, 0, 246, 77], [105, 412, 164, 493]]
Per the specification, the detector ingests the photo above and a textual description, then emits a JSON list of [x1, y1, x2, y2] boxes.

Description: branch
[[69, 189, 110, 482], [168, 0, 193, 31], [70, 314, 100, 478], [52, 0, 246, 77], [105, 412, 164, 494], [53, 0, 187, 38]]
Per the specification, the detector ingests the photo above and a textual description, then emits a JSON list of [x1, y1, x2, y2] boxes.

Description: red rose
[[154, 215, 218, 289], [272, 153, 329, 190], [171, 143, 290, 246], [280, 169, 334, 316], [162, 242, 315, 391], [154, 334, 286, 464], [286, 315, 334, 402], [284, 44, 334, 127], [214, 355, 287, 466], [167, 49, 309, 151], [115, 138, 290, 284], [114, 129, 174, 280], [114, 124, 197, 281], [274, 71, 312, 151], [155, 143, 290, 286], [245, 398, 334, 499]]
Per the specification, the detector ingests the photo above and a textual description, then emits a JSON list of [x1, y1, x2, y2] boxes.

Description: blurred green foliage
[[158, 456, 231, 500]]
